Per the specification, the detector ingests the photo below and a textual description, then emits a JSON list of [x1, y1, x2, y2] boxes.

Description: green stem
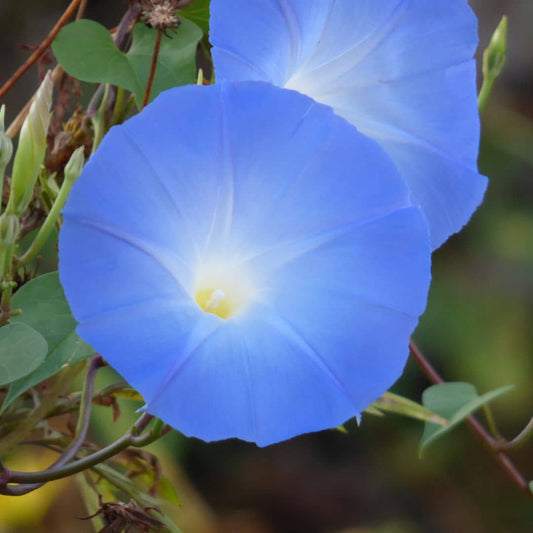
[[0, 283, 14, 326], [483, 403, 505, 441], [112, 87, 126, 125], [501, 415, 533, 451], [15, 170, 77, 268], [76, 473, 106, 531], [2, 413, 157, 485], [91, 85, 111, 153], [0, 363, 83, 458], [1, 382, 132, 430], [478, 77, 494, 113]]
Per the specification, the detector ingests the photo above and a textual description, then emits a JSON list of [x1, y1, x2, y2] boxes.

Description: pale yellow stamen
[[195, 287, 233, 319], [194, 261, 255, 320]]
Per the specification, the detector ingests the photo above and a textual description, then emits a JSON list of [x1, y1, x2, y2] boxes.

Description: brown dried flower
[[140, 0, 181, 36]]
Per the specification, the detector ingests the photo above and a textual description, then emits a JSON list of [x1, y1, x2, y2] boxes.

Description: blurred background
[[0, 1, 532, 532]]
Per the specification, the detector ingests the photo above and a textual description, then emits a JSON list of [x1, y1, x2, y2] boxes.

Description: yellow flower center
[[193, 260, 255, 320], [195, 287, 233, 319]]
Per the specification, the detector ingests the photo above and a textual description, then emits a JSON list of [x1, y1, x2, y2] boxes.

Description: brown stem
[[113, 5, 142, 51], [141, 31, 162, 109], [75, 0, 90, 20], [409, 340, 532, 500], [0, 0, 81, 101]]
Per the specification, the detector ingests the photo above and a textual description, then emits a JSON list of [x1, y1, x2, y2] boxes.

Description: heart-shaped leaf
[[52, 19, 202, 107], [420, 382, 514, 454], [2, 272, 95, 410], [0, 323, 48, 386]]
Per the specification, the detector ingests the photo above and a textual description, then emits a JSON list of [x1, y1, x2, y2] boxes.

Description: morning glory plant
[[0, 1, 531, 529], [210, 0, 488, 249]]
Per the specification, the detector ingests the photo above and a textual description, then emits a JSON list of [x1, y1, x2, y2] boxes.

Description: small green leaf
[[371, 392, 449, 426], [529, 481, 533, 496], [127, 20, 202, 106], [0, 323, 48, 386], [363, 405, 385, 417], [52, 20, 141, 94], [179, 0, 210, 34], [157, 476, 180, 505], [420, 382, 514, 454], [109, 387, 144, 402], [3, 272, 94, 410]]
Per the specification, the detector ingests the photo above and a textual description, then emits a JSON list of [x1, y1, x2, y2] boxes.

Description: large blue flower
[[59, 82, 431, 446], [210, 0, 488, 249]]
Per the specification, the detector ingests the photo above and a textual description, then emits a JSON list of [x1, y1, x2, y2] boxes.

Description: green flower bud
[[0, 213, 20, 279], [0, 106, 13, 179], [6, 72, 53, 217], [0, 213, 19, 246], [64, 146, 85, 184], [483, 16, 507, 81]]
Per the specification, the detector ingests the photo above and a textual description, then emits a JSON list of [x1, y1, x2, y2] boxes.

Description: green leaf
[[3, 272, 94, 410], [0, 323, 48, 386], [52, 19, 203, 108], [108, 387, 144, 402], [179, 0, 210, 34], [127, 20, 202, 106], [52, 20, 140, 94], [363, 405, 385, 417], [420, 382, 514, 454], [157, 476, 180, 505], [370, 392, 449, 426]]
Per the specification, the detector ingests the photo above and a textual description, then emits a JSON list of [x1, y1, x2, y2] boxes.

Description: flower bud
[[0, 213, 20, 278], [6, 72, 53, 217], [483, 16, 507, 81], [0, 213, 19, 246], [63, 146, 85, 184], [0, 106, 13, 181]]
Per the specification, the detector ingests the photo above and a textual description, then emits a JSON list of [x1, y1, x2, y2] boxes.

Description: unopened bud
[[6, 72, 53, 217], [64, 146, 85, 184], [0, 106, 13, 177], [0, 213, 19, 246], [0, 213, 19, 279], [483, 16, 507, 81]]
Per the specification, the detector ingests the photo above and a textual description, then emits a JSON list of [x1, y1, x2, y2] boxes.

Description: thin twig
[[114, 4, 142, 51], [409, 340, 532, 500], [7, 4, 140, 140], [141, 31, 162, 109], [0, 0, 81, 101], [75, 0, 90, 20]]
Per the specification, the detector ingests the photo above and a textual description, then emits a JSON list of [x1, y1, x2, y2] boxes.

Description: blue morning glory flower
[[210, 0, 488, 249], [59, 82, 431, 446]]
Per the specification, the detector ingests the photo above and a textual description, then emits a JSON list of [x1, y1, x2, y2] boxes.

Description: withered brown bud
[[140, 0, 181, 35]]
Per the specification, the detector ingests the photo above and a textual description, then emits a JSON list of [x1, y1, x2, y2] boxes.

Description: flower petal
[[60, 82, 430, 445], [211, 0, 487, 248]]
